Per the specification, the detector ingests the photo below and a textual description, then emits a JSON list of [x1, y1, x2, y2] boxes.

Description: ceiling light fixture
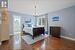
[[33, 0, 38, 16]]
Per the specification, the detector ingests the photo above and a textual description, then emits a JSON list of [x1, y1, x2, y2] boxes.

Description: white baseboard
[[0, 42, 1, 45], [9, 34, 13, 36], [9, 34, 19, 36], [61, 36, 75, 41], [9, 33, 21, 36]]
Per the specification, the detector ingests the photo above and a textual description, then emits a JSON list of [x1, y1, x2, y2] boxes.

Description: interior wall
[[48, 6, 75, 39], [21, 15, 35, 27], [8, 11, 35, 35], [0, 10, 1, 42], [9, 5, 75, 38]]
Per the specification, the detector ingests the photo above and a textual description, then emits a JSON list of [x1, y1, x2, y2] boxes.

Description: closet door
[[1, 8, 9, 41]]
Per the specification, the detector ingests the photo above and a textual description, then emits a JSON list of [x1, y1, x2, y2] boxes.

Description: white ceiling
[[8, 0, 75, 15]]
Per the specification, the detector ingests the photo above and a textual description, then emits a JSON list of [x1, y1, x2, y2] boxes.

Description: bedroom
[[0, 0, 75, 50]]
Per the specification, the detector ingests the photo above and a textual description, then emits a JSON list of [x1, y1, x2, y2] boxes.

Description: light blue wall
[[9, 5, 75, 39], [8, 11, 35, 35], [48, 6, 75, 39]]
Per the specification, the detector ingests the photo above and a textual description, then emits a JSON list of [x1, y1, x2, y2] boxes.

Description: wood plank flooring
[[0, 34, 75, 50]]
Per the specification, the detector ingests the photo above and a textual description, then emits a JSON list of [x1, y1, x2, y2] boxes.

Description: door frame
[[36, 14, 48, 35]]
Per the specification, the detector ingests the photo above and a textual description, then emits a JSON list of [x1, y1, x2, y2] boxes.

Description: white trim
[[9, 34, 19, 36], [9, 32, 21, 36], [9, 34, 14, 36], [0, 42, 2, 45], [9, 31, 21, 35], [61, 36, 75, 41]]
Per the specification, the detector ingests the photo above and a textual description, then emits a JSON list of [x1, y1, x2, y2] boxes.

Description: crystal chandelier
[[33, 0, 38, 16]]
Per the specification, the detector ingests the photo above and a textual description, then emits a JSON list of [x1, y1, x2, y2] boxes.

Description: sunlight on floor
[[12, 33, 21, 50], [40, 41, 46, 50]]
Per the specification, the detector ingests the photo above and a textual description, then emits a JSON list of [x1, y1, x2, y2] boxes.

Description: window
[[0, 0, 8, 8]]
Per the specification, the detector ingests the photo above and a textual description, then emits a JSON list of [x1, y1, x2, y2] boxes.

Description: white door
[[13, 16, 21, 35]]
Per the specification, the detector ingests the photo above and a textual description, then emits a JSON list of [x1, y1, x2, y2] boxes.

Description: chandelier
[[33, 0, 38, 16]]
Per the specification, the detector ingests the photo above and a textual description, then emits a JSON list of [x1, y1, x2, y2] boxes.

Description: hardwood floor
[[0, 34, 75, 50]]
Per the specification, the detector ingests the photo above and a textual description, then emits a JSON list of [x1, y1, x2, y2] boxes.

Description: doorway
[[36, 15, 48, 35], [13, 15, 21, 35]]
